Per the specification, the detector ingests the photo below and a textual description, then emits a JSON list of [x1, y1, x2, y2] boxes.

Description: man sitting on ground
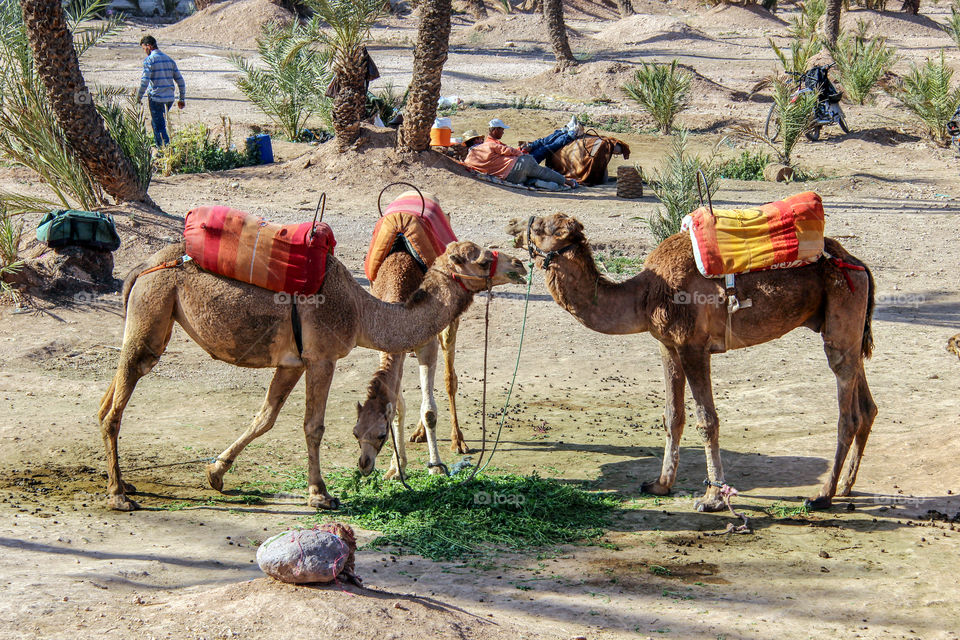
[[464, 118, 582, 189]]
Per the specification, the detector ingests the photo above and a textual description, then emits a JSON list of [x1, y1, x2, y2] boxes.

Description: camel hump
[[365, 193, 457, 283]]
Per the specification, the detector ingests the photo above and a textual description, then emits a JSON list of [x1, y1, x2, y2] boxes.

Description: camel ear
[[356, 402, 363, 416], [384, 402, 394, 419]]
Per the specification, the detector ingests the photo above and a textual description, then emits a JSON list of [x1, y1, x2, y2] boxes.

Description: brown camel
[[949, 334, 960, 360], [97, 241, 526, 511], [355, 248, 465, 482], [519, 213, 876, 511]]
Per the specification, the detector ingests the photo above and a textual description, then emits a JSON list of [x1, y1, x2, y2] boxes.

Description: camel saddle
[[681, 191, 825, 278], [546, 133, 631, 186], [184, 206, 336, 295], [364, 191, 457, 282]]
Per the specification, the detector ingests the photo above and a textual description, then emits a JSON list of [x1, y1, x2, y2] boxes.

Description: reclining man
[[464, 118, 583, 189]]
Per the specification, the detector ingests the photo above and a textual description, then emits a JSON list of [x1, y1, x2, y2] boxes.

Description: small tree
[[299, 0, 384, 152], [887, 50, 960, 145], [623, 60, 691, 135], [232, 21, 331, 141], [648, 129, 720, 244], [944, 0, 960, 49], [827, 21, 897, 105], [737, 75, 816, 166]]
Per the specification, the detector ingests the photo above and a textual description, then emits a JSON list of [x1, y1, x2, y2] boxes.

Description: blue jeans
[[524, 129, 577, 163], [149, 100, 173, 146]]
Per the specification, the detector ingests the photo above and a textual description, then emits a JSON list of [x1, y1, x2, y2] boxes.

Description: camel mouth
[[507, 269, 527, 285]]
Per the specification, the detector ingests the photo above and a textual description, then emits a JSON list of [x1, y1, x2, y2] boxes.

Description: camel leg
[[98, 310, 175, 511], [677, 349, 726, 513], [303, 359, 339, 509], [440, 320, 467, 454], [384, 389, 407, 481], [837, 371, 878, 497], [206, 366, 304, 492], [642, 344, 686, 496], [807, 343, 862, 509], [414, 338, 445, 474]]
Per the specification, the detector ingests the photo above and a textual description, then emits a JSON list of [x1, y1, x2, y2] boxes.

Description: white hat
[[488, 118, 509, 129]]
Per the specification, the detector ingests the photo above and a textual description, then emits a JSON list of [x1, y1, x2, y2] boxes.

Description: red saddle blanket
[[681, 191, 825, 277], [363, 191, 457, 282], [184, 206, 336, 295]]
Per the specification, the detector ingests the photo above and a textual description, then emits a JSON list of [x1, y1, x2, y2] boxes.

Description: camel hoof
[[640, 480, 671, 496], [451, 440, 468, 455], [409, 427, 427, 443], [428, 465, 445, 476], [308, 495, 340, 510], [205, 464, 224, 493], [107, 494, 140, 512], [121, 481, 137, 494], [804, 496, 833, 510], [695, 497, 725, 513], [384, 468, 398, 481]]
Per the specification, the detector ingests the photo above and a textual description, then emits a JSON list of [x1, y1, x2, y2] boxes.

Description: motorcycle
[[764, 63, 850, 142], [947, 105, 960, 157]]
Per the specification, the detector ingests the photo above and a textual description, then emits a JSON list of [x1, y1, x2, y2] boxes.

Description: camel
[[518, 213, 876, 512], [97, 241, 526, 511], [354, 248, 464, 482]]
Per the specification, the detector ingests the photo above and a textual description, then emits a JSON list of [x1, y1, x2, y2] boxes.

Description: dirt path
[[2, 3, 960, 639]]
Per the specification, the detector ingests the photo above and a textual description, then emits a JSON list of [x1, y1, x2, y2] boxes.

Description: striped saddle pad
[[364, 191, 457, 283], [681, 191, 825, 278], [184, 206, 336, 295]]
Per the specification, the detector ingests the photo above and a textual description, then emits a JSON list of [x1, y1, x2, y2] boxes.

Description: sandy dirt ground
[[2, 1, 960, 638]]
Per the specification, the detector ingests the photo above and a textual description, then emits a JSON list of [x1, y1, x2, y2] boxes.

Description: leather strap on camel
[[138, 254, 192, 277]]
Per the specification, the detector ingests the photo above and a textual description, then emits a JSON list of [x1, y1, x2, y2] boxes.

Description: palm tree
[[396, 0, 452, 152], [824, 0, 841, 46], [543, 0, 575, 71], [20, 0, 148, 202], [616, 0, 634, 17], [301, 0, 383, 152]]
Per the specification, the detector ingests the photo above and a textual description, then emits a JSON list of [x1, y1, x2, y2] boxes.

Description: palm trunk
[[397, 0, 452, 152], [824, 0, 841, 46], [468, 0, 487, 19], [616, 0, 634, 17], [542, 0, 576, 71], [332, 52, 369, 152], [20, 0, 148, 203], [900, 0, 920, 14]]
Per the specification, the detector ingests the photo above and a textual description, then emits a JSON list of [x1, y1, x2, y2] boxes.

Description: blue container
[[246, 134, 274, 165]]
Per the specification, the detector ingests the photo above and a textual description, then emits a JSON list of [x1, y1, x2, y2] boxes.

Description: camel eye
[[477, 259, 490, 268]]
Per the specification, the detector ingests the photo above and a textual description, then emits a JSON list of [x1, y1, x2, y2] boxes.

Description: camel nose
[[358, 454, 374, 476]]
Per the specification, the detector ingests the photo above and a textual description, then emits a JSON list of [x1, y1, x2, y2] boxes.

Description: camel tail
[[121, 261, 148, 319], [862, 263, 875, 360]]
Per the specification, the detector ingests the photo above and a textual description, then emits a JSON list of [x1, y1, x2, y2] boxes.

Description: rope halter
[[526, 215, 576, 269]]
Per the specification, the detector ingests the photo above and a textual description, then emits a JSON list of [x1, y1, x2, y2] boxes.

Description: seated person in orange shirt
[[464, 118, 579, 189]]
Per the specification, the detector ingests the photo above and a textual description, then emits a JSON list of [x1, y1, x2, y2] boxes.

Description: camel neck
[[357, 266, 474, 352], [543, 243, 651, 335]]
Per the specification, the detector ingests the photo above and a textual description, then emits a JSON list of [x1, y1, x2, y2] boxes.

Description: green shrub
[[828, 21, 897, 105], [0, 209, 23, 301], [770, 74, 817, 165], [787, 0, 824, 41], [231, 20, 332, 141], [366, 82, 406, 124], [719, 150, 770, 180], [648, 129, 720, 244], [98, 93, 153, 193], [576, 113, 636, 134], [155, 121, 258, 176], [623, 60, 691, 135], [887, 50, 960, 145], [944, 0, 960, 50]]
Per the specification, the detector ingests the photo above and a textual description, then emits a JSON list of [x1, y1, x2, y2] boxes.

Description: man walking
[[136, 35, 185, 147]]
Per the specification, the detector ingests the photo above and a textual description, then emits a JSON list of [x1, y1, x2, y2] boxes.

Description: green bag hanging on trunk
[[35, 209, 121, 252]]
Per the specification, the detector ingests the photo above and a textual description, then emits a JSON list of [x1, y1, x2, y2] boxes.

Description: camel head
[[510, 213, 585, 270], [354, 385, 393, 476], [433, 241, 527, 290]]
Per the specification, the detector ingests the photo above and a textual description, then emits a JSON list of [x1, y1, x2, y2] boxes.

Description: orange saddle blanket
[[184, 206, 336, 295], [681, 191, 825, 277], [363, 191, 457, 282]]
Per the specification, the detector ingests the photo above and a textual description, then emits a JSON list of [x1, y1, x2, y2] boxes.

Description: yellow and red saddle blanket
[[184, 206, 336, 295], [681, 191, 825, 277], [363, 191, 457, 282]]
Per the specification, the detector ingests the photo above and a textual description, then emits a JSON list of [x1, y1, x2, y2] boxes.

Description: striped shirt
[[137, 49, 185, 104]]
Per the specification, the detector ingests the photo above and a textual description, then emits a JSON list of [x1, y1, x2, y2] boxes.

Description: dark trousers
[[149, 100, 173, 146], [524, 129, 577, 163]]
